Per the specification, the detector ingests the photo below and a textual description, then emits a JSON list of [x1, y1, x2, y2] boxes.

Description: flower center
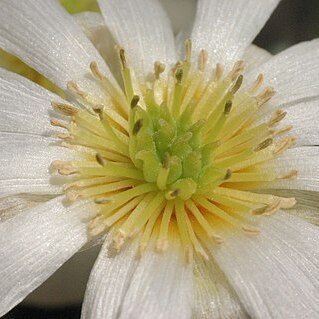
[[51, 40, 297, 261]]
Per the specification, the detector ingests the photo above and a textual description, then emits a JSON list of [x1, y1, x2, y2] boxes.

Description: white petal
[[243, 45, 272, 72], [211, 213, 319, 319], [281, 100, 319, 146], [194, 257, 249, 319], [0, 68, 66, 136], [0, 133, 74, 197], [119, 243, 193, 319], [0, 0, 115, 97], [97, 0, 176, 78], [191, 0, 280, 66], [81, 236, 139, 319], [265, 146, 319, 191], [247, 39, 319, 109], [74, 12, 120, 81], [0, 196, 94, 317], [0, 194, 50, 223], [159, 0, 197, 35]]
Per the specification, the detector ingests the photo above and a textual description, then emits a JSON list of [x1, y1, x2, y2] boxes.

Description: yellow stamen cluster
[[51, 40, 297, 261]]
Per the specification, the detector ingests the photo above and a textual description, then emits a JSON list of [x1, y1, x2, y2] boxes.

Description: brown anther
[[175, 68, 183, 84], [254, 138, 273, 152], [214, 63, 224, 82], [51, 101, 78, 116], [224, 169, 232, 180], [119, 48, 127, 69], [88, 215, 107, 237], [212, 234, 224, 244], [94, 197, 112, 204], [162, 153, 170, 169], [256, 87, 276, 106], [224, 101, 233, 115], [132, 119, 143, 135], [66, 190, 82, 203], [113, 230, 126, 252], [198, 49, 208, 71], [67, 81, 88, 98], [230, 74, 244, 95], [130, 95, 140, 109], [55, 133, 72, 140], [279, 197, 297, 209], [273, 136, 297, 155], [96, 153, 107, 166], [242, 225, 260, 235], [252, 206, 268, 215], [249, 74, 264, 94], [270, 125, 293, 136], [50, 119, 69, 130], [168, 189, 180, 199], [269, 110, 287, 126], [185, 39, 192, 62], [90, 61, 105, 81], [92, 104, 104, 117], [154, 61, 166, 79], [277, 170, 298, 180], [263, 200, 281, 215], [229, 60, 245, 81]]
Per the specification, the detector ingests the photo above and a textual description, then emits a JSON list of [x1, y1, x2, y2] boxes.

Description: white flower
[[0, 0, 319, 318]]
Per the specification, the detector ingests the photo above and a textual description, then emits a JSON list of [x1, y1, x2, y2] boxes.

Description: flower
[[0, 0, 319, 318]]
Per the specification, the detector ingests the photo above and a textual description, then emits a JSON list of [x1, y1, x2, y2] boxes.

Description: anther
[[132, 119, 143, 135], [154, 61, 166, 79], [130, 95, 140, 109], [214, 63, 224, 82], [94, 197, 112, 204], [50, 119, 69, 130], [185, 39, 192, 62], [162, 153, 170, 169], [249, 74, 264, 94], [224, 169, 232, 180], [175, 68, 183, 84], [92, 104, 104, 116], [90, 61, 105, 81], [165, 189, 180, 200], [230, 74, 244, 94], [277, 170, 298, 180], [256, 87, 276, 106], [66, 190, 82, 203], [198, 49, 208, 71], [96, 153, 107, 166], [242, 225, 260, 235], [67, 81, 88, 98], [269, 110, 287, 126], [270, 125, 293, 136], [273, 137, 297, 155], [51, 101, 78, 116], [119, 48, 127, 69], [88, 215, 107, 237], [224, 101, 233, 115], [229, 60, 244, 81], [254, 138, 273, 152]]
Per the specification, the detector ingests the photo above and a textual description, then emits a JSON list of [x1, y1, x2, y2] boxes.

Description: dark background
[[3, 0, 319, 318]]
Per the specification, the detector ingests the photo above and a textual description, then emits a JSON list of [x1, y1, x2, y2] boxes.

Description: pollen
[[51, 40, 297, 261]]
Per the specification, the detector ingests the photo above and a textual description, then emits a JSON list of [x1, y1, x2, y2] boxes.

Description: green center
[[128, 94, 221, 201]]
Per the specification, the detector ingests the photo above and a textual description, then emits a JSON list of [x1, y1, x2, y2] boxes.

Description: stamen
[[249, 74, 264, 94], [185, 39, 192, 63], [154, 61, 166, 79], [198, 49, 208, 71], [67, 81, 88, 98], [214, 63, 224, 82], [51, 101, 78, 116], [90, 61, 105, 81]]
